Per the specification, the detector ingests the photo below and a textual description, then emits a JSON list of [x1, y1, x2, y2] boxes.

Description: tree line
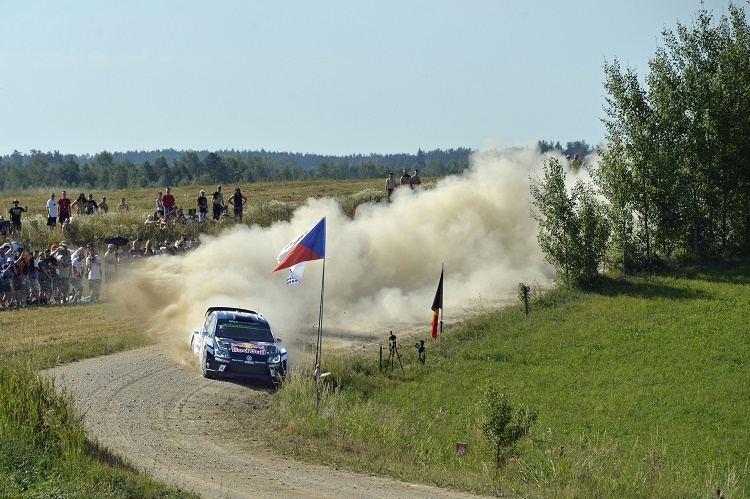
[[532, 3, 750, 284], [0, 148, 473, 191]]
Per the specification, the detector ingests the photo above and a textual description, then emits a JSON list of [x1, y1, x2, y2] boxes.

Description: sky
[[0, 0, 730, 157]]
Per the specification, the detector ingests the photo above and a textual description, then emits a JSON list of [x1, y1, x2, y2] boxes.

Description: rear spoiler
[[204, 307, 258, 318]]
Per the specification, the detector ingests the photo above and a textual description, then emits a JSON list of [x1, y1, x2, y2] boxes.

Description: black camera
[[388, 332, 396, 343], [414, 339, 425, 352]]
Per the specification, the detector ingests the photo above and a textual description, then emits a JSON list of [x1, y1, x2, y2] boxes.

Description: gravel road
[[49, 345, 479, 499]]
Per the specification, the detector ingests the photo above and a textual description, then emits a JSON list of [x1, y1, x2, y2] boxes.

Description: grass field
[[2, 180, 749, 497], [260, 265, 750, 497]]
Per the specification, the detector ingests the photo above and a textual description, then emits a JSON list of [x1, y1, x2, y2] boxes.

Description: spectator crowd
[[0, 234, 200, 310]]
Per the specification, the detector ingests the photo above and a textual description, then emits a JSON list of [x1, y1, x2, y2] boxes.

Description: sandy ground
[[48, 344, 480, 499]]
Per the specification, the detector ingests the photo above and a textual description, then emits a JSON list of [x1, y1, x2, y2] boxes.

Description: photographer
[[414, 339, 426, 365], [86, 246, 102, 302]]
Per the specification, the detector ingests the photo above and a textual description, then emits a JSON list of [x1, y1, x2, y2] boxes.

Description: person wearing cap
[[46, 193, 58, 229], [58, 190, 72, 225], [211, 185, 224, 220], [196, 189, 208, 222], [98, 196, 109, 214], [228, 187, 248, 220], [385, 172, 396, 202], [8, 199, 26, 233]]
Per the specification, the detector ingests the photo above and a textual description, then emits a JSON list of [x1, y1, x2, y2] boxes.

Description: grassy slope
[[2, 181, 748, 497], [264, 266, 750, 497]]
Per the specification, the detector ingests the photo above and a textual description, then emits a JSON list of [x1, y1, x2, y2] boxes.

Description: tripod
[[387, 331, 404, 374], [415, 340, 426, 365]]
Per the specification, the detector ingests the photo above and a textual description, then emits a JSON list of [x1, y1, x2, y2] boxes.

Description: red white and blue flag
[[273, 217, 326, 284]]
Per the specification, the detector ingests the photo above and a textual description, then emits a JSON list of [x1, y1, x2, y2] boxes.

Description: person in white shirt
[[70, 248, 85, 302], [86, 247, 103, 301], [46, 193, 58, 230]]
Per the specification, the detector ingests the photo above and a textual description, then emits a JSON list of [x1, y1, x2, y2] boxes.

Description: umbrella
[[104, 235, 129, 248]]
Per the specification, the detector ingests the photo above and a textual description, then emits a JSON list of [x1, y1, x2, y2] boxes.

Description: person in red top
[[162, 187, 176, 217], [58, 190, 72, 225]]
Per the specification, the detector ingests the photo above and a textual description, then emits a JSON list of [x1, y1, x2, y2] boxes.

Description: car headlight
[[269, 354, 281, 364], [214, 348, 230, 360]]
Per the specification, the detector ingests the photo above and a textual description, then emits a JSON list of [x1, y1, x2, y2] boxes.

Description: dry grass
[[0, 302, 152, 370]]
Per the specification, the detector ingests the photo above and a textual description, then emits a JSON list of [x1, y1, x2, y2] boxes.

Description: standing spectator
[[46, 193, 58, 230], [45, 247, 59, 303], [86, 247, 102, 301], [72, 193, 87, 215], [196, 189, 208, 222], [8, 200, 26, 233], [212, 185, 224, 220], [56, 243, 72, 304], [37, 250, 52, 305], [58, 190, 72, 225], [228, 187, 247, 220], [117, 197, 129, 211], [385, 172, 396, 202], [86, 194, 98, 215], [400, 168, 413, 189], [155, 192, 165, 217], [411, 169, 422, 189], [28, 250, 41, 304], [1, 256, 16, 308], [103, 244, 117, 299], [13, 252, 25, 307], [70, 248, 85, 302], [162, 187, 176, 217], [99, 196, 109, 213]]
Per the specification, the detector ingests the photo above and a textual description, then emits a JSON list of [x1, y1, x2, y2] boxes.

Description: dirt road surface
[[49, 345, 480, 499]]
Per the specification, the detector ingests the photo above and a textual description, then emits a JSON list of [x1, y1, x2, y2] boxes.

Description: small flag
[[273, 217, 326, 273], [431, 270, 443, 339], [286, 262, 306, 285]]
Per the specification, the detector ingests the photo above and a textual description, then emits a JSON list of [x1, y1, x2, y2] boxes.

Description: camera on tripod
[[384, 331, 404, 374]]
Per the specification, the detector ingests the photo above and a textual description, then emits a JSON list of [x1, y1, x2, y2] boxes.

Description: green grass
[[0, 178, 432, 498], [0, 303, 193, 498], [261, 266, 750, 497], [0, 365, 197, 498]]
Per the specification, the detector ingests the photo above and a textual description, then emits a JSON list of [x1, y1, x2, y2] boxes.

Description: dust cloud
[[118, 147, 561, 361]]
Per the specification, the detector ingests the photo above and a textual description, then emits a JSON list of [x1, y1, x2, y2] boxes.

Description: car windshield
[[216, 322, 274, 343]]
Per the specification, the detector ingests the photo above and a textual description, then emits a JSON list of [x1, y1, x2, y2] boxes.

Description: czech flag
[[431, 270, 443, 339], [273, 217, 326, 274]]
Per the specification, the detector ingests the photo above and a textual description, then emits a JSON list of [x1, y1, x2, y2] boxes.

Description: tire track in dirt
[[49, 345, 480, 499]]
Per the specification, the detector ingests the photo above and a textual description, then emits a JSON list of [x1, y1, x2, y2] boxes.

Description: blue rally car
[[191, 307, 287, 381]]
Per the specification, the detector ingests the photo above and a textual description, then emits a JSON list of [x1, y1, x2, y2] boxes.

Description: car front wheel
[[200, 348, 213, 379]]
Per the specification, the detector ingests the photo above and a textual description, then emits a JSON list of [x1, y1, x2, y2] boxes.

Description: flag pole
[[439, 263, 444, 351], [315, 258, 326, 409]]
